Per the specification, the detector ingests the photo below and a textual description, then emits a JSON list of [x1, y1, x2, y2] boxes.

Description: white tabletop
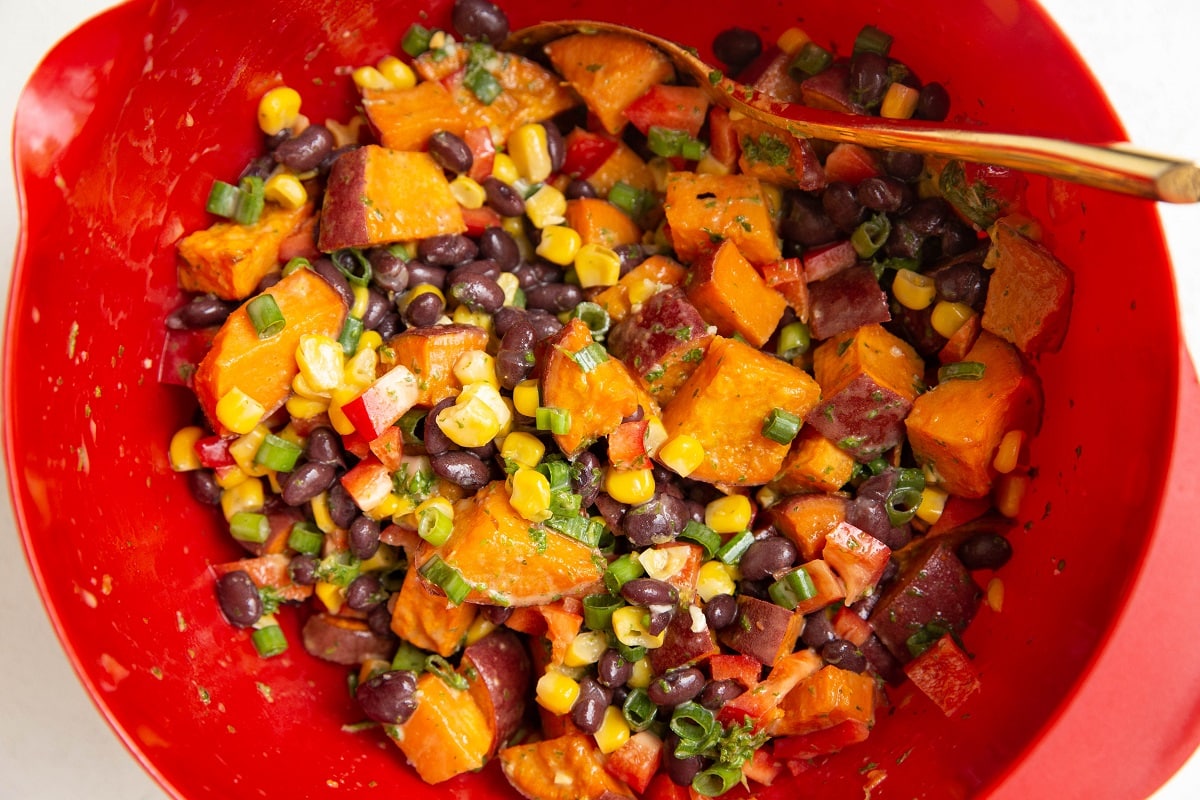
[[1, 1, 1197, 798]]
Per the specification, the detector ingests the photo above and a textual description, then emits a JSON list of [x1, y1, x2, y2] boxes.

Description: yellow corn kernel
[[535, 670, 581, 716], [342, 347, 378, 390], [892, 268, 937, 311], [509, 123, 554, 183], [510, 467, 552, 523], [416, 495, 455, 523], [352, 65, 394, 92], [657, 434, 706, 478], [642, 416, 668, 457], [638, 545, 692, 582], [214, 465, 249, 489], [168, 426, 204, 472], [465, 614, 498, 646], [881, 82, 920, 120], [604, 468, 656, 506], [258, 86, 302, 136], [263, 172, 307, 210], [360, 542, 400, 574], [627, 276, 660, 307], [563, 630, 609, 668], [995, 473, 1030, 519], [525, 185, 568, 229], [229, 424, 272, 476], [705, 494, 753, 534], [220, 476, 264, 521], [436, 389, 504, 448], [574, 243, 622, 288], [327, 385, 362, 435], [461, 381, 512, 429], [291, 371, 328, 401], [286, 394, 330, 420], [376, 55, 416, 90], [311, 492, 336, 534], [493, 271, 521, 307], [452, 350, 497, 388], [387, 495, 418, 525], [627, 657, 655, 688], [777, 26, 813, 56], [593, 705, 632, 754], [491, 152, 520, 185], [695, 152, 732, 176], [512, 379, 541, 418], [500, 431, 546, 470], [366, 492, 405, 521], [315, 580, 344, 614], [216, 387, 265, 434], [985, 577, 1004, 613], [349, 283, 371, 320], [914, 486, 949, 525], [993, 429, 1026, 475], [930, 301, 976, 339], [611, 606, 667, 650], [296, 334, 345, 393], [696, 560, 738, 602], [449, 174, 487, 209], [451, 305, 494, 335]]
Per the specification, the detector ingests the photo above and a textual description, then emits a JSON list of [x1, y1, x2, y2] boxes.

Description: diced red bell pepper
[[642, 772, 690, 800], [927, 494, 993, 537], [717, 649, 822, 729], [773, 719, 871, 762], [761, 258, 811, 321], [159, 328, 215, 387], [339, 456, 393, 512], [368, 425, 404, 472], [607, 418, 650, 470], [563, 128, 619, 179], [821, 522, 891, 604], [463, 126, 496, 182], [822, 143, 882, 185], [605, 731, 663, 794], [194, 434, 235, 469], [792, 559, 847, 615], [339, 429, 371, 460], [802, 240, 857, 283], [741, 746, 782, 786], [460, 205, 503, 238], [903, 634, 981, 716], [832, 606, 873, 647], [623, 84, 710, 138], [339, 364, 420, 441], [707, 106, 740, 169], [708, 653, 762, 689]]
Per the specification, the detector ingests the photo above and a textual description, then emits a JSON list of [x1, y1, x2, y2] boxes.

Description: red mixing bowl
[[7, 0, 1200, 797]]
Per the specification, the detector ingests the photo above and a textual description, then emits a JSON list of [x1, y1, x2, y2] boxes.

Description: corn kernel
[[452, 350, 497, 388], [360, 542, 400, 573], [327, 385, 362, 436], [286, 394, 330, 420], [495, 272, 521, 307], [705, 494, 753, 533], [695, 152, 732, 176], [593, 705, 632, 754], [258, 86, 302, 136], [465, 614, 498, 646], [574, 243, 622, 288], [436, 384, 510, 448], [930, 301, 976, 339], [366, 492, 405, 521], [214, 464, 249, 489], [755, 485, 780, 509], [535, 670, 581, 716], [500, 431, 546, 470], [657, 434, 705, 478], [509, 123, 554, 183], [893, 268, 937, 311], [643, 416, 669, 456], [995, 473, 1029, 519], [512, 379, 541, 418], [216, 387, 265, 434], [627, 277, 660, 307], [221, 476, 264, 521], [611, 606, 666, 649], [525, 185, 568, 229], [377, 55, 416, 90], [449, 174, 487, 209], [460, 382, 512, 430], [262, 172, 308, 211], [311, 492, 336, 534], [604, 468, 656, 505], [229, 424, 271, 476], [398, 283, 445, 316], [638, 545, 692, 582], [992, 429, 1026, 475], [881, 82, 920, 120], [296, 334, 345, 393], [168, 426, 204, 472], [315, 580, 344, 614], [777, 26, 813, 55], [491, 152, 519, 184], [985, 577, 1004, 613], [696, 560, 738, 602], [914, 486, 949, 525], [352, 65, 393, 92], [342, 347, 378, 390], [627, 657, 654, 688], [509, 467, 552, 523], [563, 630, 609, 667]]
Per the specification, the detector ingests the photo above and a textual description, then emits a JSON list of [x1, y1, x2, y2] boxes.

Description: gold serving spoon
[[508, 20, 1200, 203]]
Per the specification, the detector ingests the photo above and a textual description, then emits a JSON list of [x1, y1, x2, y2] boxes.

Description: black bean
[[349, 515, 381, 561], [857, 176, 912, 213], [166, 294, 234, 329], [427, 130, 473, 174], [623, 493, 688, 546], [916, 82, 951, 121], [542, 122, 566, 172], [822, 181, 866, 232], [957, 531, 1013, 570], [526, 283, 584, 314], [648, 667, 705, 707], [274, 123, 335, 172], [512, 260, 560, 289], [564, 179, 598, 200], [849, 52, 892, 110], [449, 273, 505, 314], [254, 272, 282, 295], [313, 258, 354, 308], [215, 570, 262, 628], [187, 470, 222, 505], [305, 427, 344, 466], [801, 609, 838, 649], [482, 605, 514, 625], [406, 261, 447, 290], [884, 150, 925, 182], [467, 440, 497, 461], [647, 606, 675, 636], [318, 144, 358, 174], [289, 554, 319, 586], [620, 577, 679, 607], [932, 259, 989, 308], [430, 451, 491, 491], [451, 0, 509, 44], [496, 318, 536, 389], [699, 678, 745, 710], [665, 734, 704, 786], [478, 227, 520, 270], [361, 288, 391, 330], [449, 258, 502, 280], [820, 639, 868, 673], [738, 537, 798, 581], [703, 594, 738, 630], [941, 218, 980, 258], [367, 602, 395, 638], [526, 309, 563, 341], [346, 572, 386, 611], [570, 677, 611, 733], [375, 311, 402, 340], [280, 461, 338, 506], [369, 248, 410, 294], [239, 153, 276, 182], [712, 27, 762, 73], [423, 398, 458, 456], [623, 405, 645, 424], [902, 197, 951, 236], [491, 307, 526, 340], [596, 648, 632, 688], [613, 244, 647, 276], [573, 452, 603, 509], [847, 472, 912, 550], [884, 220, 928, 262], [327, 483, 358, 528], [483, 177, 526, 217], [419, 234, 478, 266], [403, 291, 445, 328], [356, 669, 419, 724], [779, 192, 839, 248]]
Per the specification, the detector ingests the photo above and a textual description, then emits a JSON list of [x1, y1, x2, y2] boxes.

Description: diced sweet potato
[[564, 197, 641, 249], [821, 521, 891, 604], [318, 146, 465, 251], [804, 323, 925, 460], [800, 65, 867, 114], [543, 33, 674, 135], [389, 566, 477, 657], [385, 324, 489, 406], [664, 172, 782, 265], [362, 80, 466, 151], [731, 116, 826, 191], [766, 493, 848, 561], [417, 481, 606, 606], [772, 665, 876, 736], [608, 288, 714, 404], [583, 138, 657, 196], [905, 332, 1043, 497], [500, 734, 635, 800], [771, 428, 856, 494], [685, 240, 787, 348], [718, 594, 805, 666], [806, 265, 891, 341], [301, 613, 395, 665], [462, 629, 531, 754], [388, 672, 493, 784], [193, 267, 346, 434], [177, 203, 312, 300], [593, 255, 687, 323], [541, 318, 655, 456], [982, 219, 1073, 353], [647, 602, 720, 674], [751, 51, 806, 104], [661, 336, 821, 486]]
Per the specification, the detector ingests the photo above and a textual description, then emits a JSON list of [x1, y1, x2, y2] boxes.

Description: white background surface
[[1, 1, 1197, 798]]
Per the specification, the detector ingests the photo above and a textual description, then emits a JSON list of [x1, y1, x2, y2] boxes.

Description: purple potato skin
[[608, 288, 714, 404], [648, 603, 720, 674], [799, 65, 868, 115], [717, 595, 805, 667], [301, 613, 396, 665], [316, 147, 370, 251], [805, 373, 913, 461], [808, 265, 891, 341], [461, 628, 532, 752]]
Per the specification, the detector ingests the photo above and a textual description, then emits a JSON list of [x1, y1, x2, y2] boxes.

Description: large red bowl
[[7, 0, 1200, 797]]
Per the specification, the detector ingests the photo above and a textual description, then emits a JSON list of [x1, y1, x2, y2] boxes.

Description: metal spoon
[[508, 20, 1200, 203]]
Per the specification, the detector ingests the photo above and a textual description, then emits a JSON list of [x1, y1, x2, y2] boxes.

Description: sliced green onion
[[788, 41, 833, 78], [425, 654, 468, 690], [254, 433, 303, 472], [282, 256, 311, 276], [206, 179, 241, 217], [680, 138, 707, 162], [768, 566, 818, 610], [234, 176, 265, 225], [716, 530, 755, 565], [401, 23, 434, 57], [853, 24, 894, 56], [692, 764, 742, 797], [569, 301, 611, 340], [608, 181, 652, 220], [397, 407, 426, 446], [418, 554, 471, 605], [464, 67, 502, 104], [251, 624, 288, 658], [851, 213, 892, 258], [537, 460, 573, 493], [776, 321, 811, 360], [885, 467, 926, 527], [315, 552, 361, 587], [647, 126, 684, 158], [761, 408, 801, 445], [549, 489, 583, 517], [417, 506, 453, 546], [246, 294, 285, 339], [230, 511, 270, 544], [670, 701, 719, 755], [392, 640, 427, 672], [546, 514, 601, 547], [938, 361, 986, 382], [679, 520, 721, 560], [333, 248, 373, 287], [867, 457, 889, 476], [622, 686, 658, 732], [582, 593, 624, 631], [571, 342, 610, 373], [603, 552, 645, 595], [535, 406, 572, 436], [338, 316, 364, 356], [287, 522, 324, 555], [616, 641, 647, 664]]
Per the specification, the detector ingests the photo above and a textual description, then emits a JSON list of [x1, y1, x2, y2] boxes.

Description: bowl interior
[[4, 0, 1185, 797]]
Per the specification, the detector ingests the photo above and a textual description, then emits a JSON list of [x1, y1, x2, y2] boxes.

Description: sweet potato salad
[[166, 1, 1072, 796]]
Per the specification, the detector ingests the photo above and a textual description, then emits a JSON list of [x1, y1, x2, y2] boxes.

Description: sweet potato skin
[[807, 265, 891, 341], [388, 672, 493, 784], [685, 240, 787, 348], [385, 324, 489, 406], [462, 629, 532, 755], [982, 219, 1073, 353], [389, 566, 477, 657], [177, 203, 312, 300], [607, 288, 713, 404], [730, 116, 826, 191], [718, 594, 805, 666], [664, 172, 782, 265], [544, 33, 673, 135], [500, 733, 635, 800], [593, 255, 687, 323]]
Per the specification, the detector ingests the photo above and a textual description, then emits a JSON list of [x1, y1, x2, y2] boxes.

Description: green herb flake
[[740, 133, 790, 167]]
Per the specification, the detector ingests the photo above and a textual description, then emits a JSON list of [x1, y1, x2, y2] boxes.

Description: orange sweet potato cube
[[390, 567, 477, 657], [564, 198, 642, 249], [177, 203, 312, 300], [766, 493, 848, 561], [593, 255, 687, 323], [772, 665, 877, 736], [685, 240, 787, 348], [982, 219, 1073, 354], [501, 734, 635, 800], [385, 324, 489, 406], [772, 428, 857, 494], [388, 672, 493, 783], [664, 171, 782, 265]]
